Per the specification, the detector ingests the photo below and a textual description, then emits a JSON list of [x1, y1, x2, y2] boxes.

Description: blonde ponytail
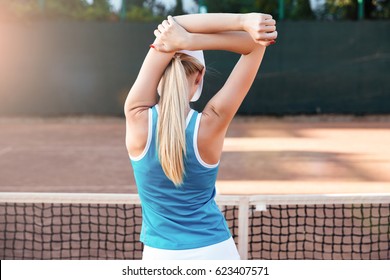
[[157, 54, 204, 186]]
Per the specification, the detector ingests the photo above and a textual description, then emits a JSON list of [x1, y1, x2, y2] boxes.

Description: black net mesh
[[0, 203, 143, 260], [0, 202, 389, 260], [248, 204, 390, 260], [220, 205, 239, 247], [0, 202, 239, 260]]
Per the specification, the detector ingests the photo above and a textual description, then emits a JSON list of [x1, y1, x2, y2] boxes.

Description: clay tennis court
[[0, 115, 389, 260], [1, 115, 389, 194]]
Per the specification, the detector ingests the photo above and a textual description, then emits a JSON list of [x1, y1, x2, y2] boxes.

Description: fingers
[[154, 29, 160, 38], [167, 15, 174, 24], [253, 30, 277, 42], [155, 23, 168, 39], [264, 16, 277, 45], [264, 18, 276, 26], [263, 25, 276, 33], [251, 14, 277, 44], [162, 19, 170, 29], [152, 15, 180, 53], [158, 23, 165, 33], [264, 18, 276, 27], [263, 14, 273, 20], [266, 30, 278, 41], [156, 16, 173, 37], [262, 17, 276, 32]]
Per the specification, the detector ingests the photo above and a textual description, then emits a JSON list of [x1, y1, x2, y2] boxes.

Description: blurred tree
[[0, 0, 90, 20], [44, 0, 88, 18], [124, 0, 167, 21], [204, 0, 255, 13], [366, 0, 390, 19], [322, 0, 390, 20], [207, 0, 314, 19], [173, 0, 184, 15], [124, 0, 144, 8], [254, 0, 278, 16], [146, 0, 168, 17], [323, 0, 357, 19], [364, 0, 376, 18], [287, 0, 315, 19], [9, 0, 387, 21], [85, 0, 112, 20], [0, 0, 34, 19], [126, 5, 154, 21]]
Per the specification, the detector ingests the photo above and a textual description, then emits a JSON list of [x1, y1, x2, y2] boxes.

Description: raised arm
[[152, 14, 277, 164], [174, 13, 276, 43], [125, 13, 276, 114], [123, 46, 173, 116], [125, 13, 276, 159], [153, 13, 276, 127], [154, 13, 276, 52]]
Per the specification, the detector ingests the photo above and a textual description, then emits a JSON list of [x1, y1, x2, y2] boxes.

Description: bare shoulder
[[197, 110, 227, 166], [125, 108, 150, 158]]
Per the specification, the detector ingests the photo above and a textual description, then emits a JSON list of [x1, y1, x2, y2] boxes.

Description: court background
[[0, 2, 389, 261], [0, 19, 389, 194]]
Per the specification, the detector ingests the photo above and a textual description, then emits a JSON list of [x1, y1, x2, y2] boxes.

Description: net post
[[238, 196, 249, 260]]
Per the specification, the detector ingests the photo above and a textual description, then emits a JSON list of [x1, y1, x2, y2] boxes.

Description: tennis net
[[0, 192, 389, 260]]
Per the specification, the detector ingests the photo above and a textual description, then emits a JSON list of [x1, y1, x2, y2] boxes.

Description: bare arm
[[125, 13, 276, 115], [153, 14, 276, 128], [123, 48, 173, 116], [154, 13, 276, 51], [174, 13, 244, 33], [173, 13, 276, 41], [125, 13, 276, 159], [153, 14, 276, 164]]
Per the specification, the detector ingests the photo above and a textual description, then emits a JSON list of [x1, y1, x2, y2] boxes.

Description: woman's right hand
[[242, 13, 277, 47], [152, 16, 190, 52]]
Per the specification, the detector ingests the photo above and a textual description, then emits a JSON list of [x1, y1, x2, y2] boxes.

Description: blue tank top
[[130, 105, 231, 250]]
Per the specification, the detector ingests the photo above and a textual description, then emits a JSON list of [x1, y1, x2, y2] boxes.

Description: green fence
[[0, 21, 389, 116]]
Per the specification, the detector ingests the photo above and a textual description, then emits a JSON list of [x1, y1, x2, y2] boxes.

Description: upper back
[[130, 105, 220, 191]]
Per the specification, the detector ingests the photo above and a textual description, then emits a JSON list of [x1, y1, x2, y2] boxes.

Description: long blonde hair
[[158, 53, 204, 186]]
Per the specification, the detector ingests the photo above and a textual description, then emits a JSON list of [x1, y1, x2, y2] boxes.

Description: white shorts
[[142, 237, 240, 260]]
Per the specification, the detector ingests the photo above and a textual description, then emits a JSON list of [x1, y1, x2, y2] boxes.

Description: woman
[[124, 13, 277, 260]]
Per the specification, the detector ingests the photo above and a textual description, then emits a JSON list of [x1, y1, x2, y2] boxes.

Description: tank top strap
[[185, 109, 199, 149], [151, 105, 158, 127], [146, 105, 158, 156], [187, 109, 198, 128]]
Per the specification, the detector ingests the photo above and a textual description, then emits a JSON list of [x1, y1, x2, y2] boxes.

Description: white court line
[[0, 147, 12, 156]]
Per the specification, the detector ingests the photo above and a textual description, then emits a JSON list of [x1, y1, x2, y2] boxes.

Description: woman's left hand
[[152, 16, 190, 52]]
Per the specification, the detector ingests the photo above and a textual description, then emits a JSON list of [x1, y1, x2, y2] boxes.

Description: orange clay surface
[[0, 116, 389, 195]]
